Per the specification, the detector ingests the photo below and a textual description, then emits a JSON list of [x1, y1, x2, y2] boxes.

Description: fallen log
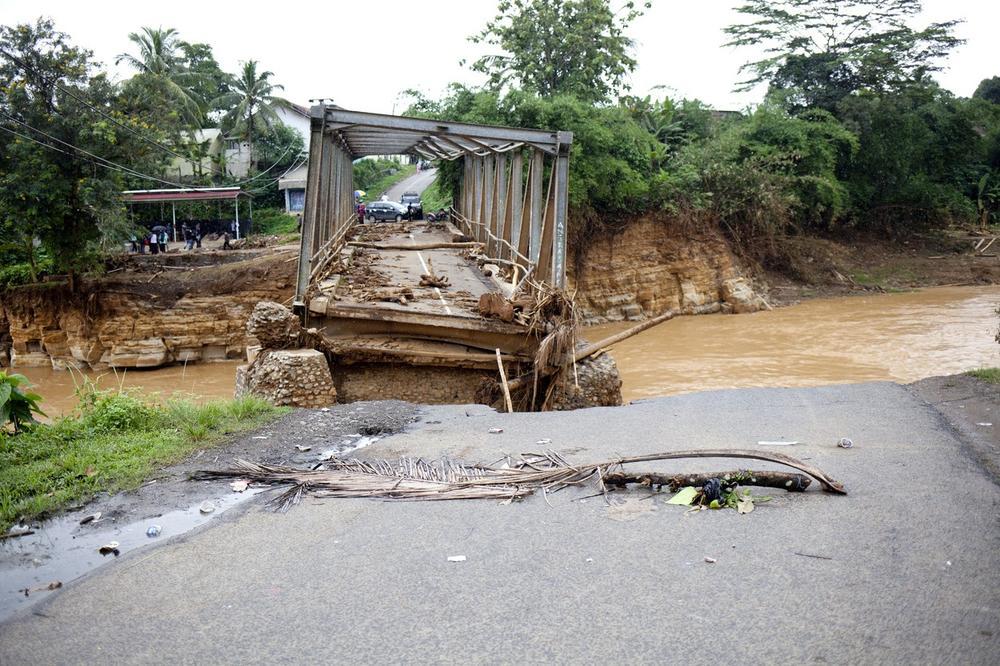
[[602, 469, 812, 492], [347, 241, 482, 251]]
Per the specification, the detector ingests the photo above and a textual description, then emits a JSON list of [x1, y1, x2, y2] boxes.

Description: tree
[[468, 0, 650, 102], [213, 61, 291, 173], [724, 0, 964, 110], [974, 76, 1000, 105], [0, 19, 142, 288], [116, 27, 205, 126], [179, 41, 230, 121]]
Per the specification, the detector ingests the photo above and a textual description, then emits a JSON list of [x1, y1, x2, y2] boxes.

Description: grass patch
[[966, 368, 1000, 384], [420, 175, 453, 213], [0, 387, 288, 532], [251, 207, 299, 235]]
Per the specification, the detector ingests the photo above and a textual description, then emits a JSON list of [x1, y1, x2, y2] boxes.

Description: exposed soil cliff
[[0, 251, 295, 370], [570, 215, 766, 324]]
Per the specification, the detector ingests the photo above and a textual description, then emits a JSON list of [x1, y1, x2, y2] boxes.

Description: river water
[[17, 361, 243, 418], [589, 285, 999, 402], [13, 286, 1000, 412]]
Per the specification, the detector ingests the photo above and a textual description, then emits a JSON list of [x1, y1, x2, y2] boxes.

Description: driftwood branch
[[602, 470, 812, 492], [508, 308, 679, 393]]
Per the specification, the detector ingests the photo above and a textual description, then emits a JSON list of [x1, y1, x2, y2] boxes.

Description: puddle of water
[[0, 488, 261, 622], [318, 435, 379, 461], [588, 286, 1000, 402]]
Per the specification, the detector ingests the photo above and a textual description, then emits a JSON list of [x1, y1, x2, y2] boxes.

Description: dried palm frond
[[192, 448, 845, 510]]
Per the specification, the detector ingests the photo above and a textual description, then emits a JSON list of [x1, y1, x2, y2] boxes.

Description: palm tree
[[213, 61, 292, 172], [116, 27, 204, 126]]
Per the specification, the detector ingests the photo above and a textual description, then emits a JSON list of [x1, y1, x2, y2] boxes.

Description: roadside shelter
[[121, 187, 253, 241]]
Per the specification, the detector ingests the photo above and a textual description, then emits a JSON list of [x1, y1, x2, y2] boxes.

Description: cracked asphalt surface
[[1, 382, 998, 664]]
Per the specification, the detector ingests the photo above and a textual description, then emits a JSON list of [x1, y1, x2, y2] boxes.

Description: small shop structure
[[121, 187, 253, 240]]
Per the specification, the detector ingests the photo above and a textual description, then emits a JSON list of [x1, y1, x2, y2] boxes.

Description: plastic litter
[[488, 428, 504, 434], [447, 555, 467, 562], [837, 437, 854, 449], [146, 525, 162, 538]]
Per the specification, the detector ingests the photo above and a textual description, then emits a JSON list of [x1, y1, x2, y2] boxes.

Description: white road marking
[[416, 250, 453, 315]]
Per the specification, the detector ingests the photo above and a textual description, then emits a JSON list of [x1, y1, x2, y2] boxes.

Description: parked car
[[400, 191, 423, 219], [365, 200, 407, 222]]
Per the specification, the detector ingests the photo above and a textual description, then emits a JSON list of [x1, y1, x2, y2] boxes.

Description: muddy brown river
[[14, 285, 999, 412], [590, 285, 999, 402]]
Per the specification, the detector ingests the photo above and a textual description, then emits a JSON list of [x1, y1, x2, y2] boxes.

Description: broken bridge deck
[[305, 221, 536, 365]]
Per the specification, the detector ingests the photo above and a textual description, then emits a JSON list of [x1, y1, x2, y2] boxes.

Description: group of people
[[129, 230, 169, 255], [180, 223, 204, 250]]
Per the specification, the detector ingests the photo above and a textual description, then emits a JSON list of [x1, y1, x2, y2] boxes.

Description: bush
[[0, 371, 44, 433], [251, 208, 299, 235]]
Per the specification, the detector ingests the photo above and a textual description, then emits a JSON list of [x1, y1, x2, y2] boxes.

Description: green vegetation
[[0, 384, 287, 531], [2, 3, 1000, 285], [251, 207, 299, 235], [420, 178, 453, 213], [965, 368, 1000, 384], [0, 371, 44, 433], [0, 20, 305, 287], [404, 0, 1000, 266]]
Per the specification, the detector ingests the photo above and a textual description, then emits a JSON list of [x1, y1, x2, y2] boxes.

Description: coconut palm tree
[[116, 27, 204, 126], [213, 60, 292, 172]]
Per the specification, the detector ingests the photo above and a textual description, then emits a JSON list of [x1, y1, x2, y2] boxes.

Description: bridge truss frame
[[294, 105, 572, 307]]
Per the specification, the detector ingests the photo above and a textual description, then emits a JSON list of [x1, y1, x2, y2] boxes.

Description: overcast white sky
[[2, 0, 997, 113]]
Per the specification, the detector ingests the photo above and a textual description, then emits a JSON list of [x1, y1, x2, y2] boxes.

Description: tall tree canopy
[[213, 60, 291, 172], [116, 27, 205, 126], [724, 0, 964, 110], [0, 20, 157, 286], [468, 0, 650, 102]]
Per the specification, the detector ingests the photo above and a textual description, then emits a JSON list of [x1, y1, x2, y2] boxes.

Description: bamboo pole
[[496, 348, 513, 413]]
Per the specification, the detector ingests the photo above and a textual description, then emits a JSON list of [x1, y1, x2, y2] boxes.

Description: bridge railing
[[453, 139, 571, 291]]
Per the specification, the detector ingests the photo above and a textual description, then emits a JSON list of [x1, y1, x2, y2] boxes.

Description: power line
[[2, 110, 305, 193], [0, 47, 305, 189], [0, 46, 198, 166]]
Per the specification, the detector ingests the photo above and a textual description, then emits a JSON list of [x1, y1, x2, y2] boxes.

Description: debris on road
[[79, 512, 102, 525], [488, 427, 504, 434], [837, 438, 854, 448], [191, 447, 846, 511], [19, 581, 61, 597], [98, 542, 120, 556], [230, 480, 249, 493], [794, 551, 834, 561], [446, 555, 467, 562], [199, 501, 216, 514], [757, 441, 801, 446], [0, 525, 34, 540], [146, 525, 162, 538], [295, 445, 312, 452], [704, 557, 717, 564]]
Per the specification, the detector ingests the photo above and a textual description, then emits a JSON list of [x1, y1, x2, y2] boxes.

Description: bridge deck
[[306, 221, 535, 358]]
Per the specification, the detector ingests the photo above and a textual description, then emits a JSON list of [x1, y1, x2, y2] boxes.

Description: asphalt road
[[385, 167, 437, 202], [2, 382, 998, 664]]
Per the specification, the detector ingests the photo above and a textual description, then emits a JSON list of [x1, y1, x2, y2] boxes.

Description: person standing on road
[[194, 222, 202, 249], [158, 230, 167, 254], [149, 230, 159, 255]]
